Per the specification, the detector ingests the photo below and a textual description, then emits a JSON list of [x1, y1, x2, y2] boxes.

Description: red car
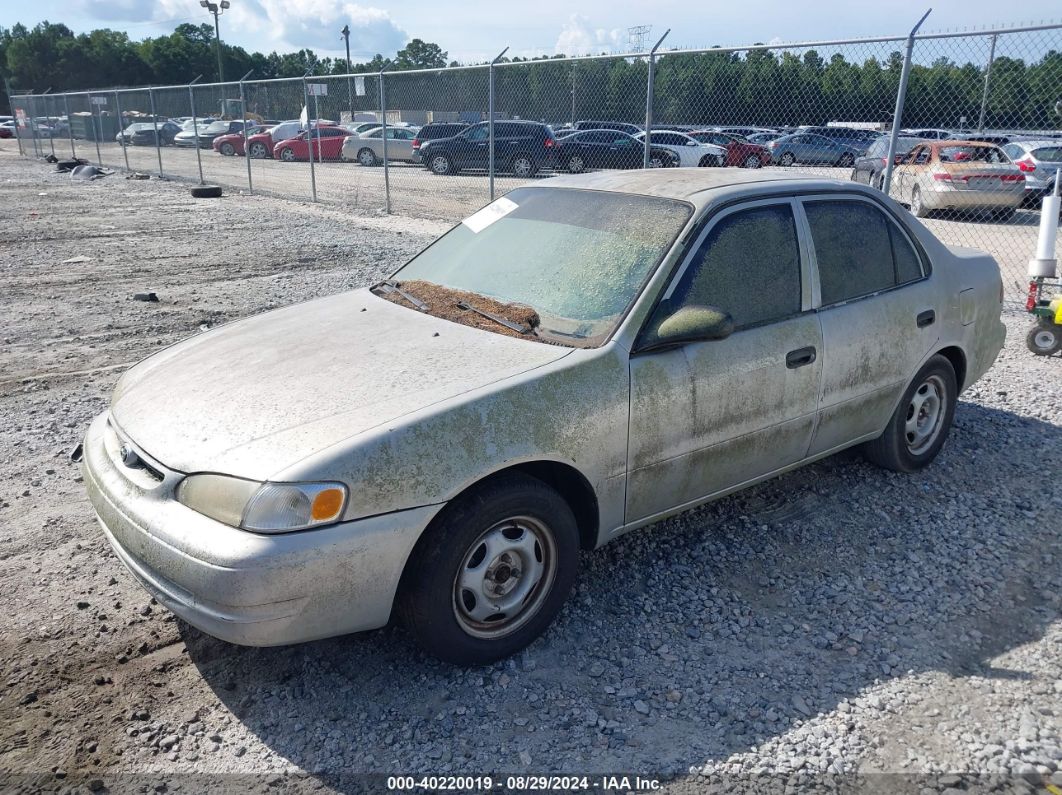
[[689, 130, 772, 168], [273, 127, 352, 162], [214, 120, 309, 158]]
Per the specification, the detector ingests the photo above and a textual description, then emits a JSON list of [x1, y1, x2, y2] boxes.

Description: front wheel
[[566, 154, 586, 174], [279, 147, 297, 162], [910, 186, 929, 217], [397, 473, 580, 665], [1026, 322, 1062, 356], [248, 142, 268, 159], [863, 355, 957, 473], [698, 154, 721, 168], [219, 142, 235, 156], [510, 155, 537, 178], [779, 152, 795, 167], [742, 154, 762, 169], [837, 152, 855, 167], [358, 148, 377, 167], [429, 153, 454, 175]]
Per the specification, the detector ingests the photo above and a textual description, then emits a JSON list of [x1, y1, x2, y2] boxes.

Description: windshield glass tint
[[393, 187, 691, 345], [939, 145, 1008, 163]]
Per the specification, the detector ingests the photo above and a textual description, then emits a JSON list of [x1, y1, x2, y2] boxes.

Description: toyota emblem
[[119, 443, 139, 468]]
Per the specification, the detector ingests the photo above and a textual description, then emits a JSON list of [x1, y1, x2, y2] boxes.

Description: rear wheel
[[248, 141, 268, 159], [279, 147, 297, 162], [511, 155, 536, 178], [863, 355, 957, 472], [1026, 322, 1062, 356], [219, 142, 235, 156], [742, 154, 762, 169], [910, 186, 929, 217], [397, 473, 580, 665], [779, 152, 795, 167], [838, 152, 855, 167], [358, 148, 378, 166], [566, 154, 586, 174], [698, 154, 721, 168], [992, 207, 1015, 222]]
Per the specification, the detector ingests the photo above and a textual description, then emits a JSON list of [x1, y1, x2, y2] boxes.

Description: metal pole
[[62, 93, 74, 158], [643, 29, 670, 169], [882, 9, 932, 195], [977, 33, 998, 134], [44, 90, 56, 158], [213, 10, 224, 84], [4, 79, 24, 157], [189, 83, 204, 184], [571, 64, 576, 128], [148, 88, 163, 177], [29, 94, 40, 158], [92, 96, 103, 166], [379, 62, 393, 213], [489, 47, 509, 201], [115, 90, 130, 171], [314, 92, 322, 165], [239, 71, 253, 194], [342, 25, 353, 121], [303, 77, 317, 202]]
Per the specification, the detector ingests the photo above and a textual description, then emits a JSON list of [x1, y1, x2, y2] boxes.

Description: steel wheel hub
[[453, 517, 556, 639], [905, 375, 945, 455], [1034, 330, 1056, 349]]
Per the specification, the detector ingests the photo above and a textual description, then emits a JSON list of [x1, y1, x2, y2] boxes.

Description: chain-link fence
[[8, 21, 1061, 296]]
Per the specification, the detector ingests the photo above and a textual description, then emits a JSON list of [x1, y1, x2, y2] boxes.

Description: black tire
[[429, 153, 455, 175], [397, 473, 580, 665], [248, 141, 268, 159], [992, 207, 1015, 222], [1026, 322, 1062, 356], [863, 354, 957, 473], [742, 154, 763, 169], [190, 185, 223, 199], [910, 186, 930, 218], [698, 154, 721, 168], [219, 142, 236, 156], [566, 154, 586, 174], [510, 154, 537, 178], [838, 152, 855, 167], [779, 152, 795, 167], [357, 147, 377, 167], [279, 147, 297, 162]]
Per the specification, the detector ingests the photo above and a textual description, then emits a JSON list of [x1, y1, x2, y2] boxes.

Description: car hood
[[110, 289, 572, 480]]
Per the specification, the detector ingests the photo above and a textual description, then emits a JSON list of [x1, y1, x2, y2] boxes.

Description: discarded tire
[[190, 185, 223, 199]]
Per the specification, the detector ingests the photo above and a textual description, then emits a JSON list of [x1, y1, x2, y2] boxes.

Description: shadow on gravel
[[182, 400, 1061, 788]]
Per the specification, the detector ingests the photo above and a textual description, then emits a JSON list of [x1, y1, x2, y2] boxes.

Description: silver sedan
[[83, 170, 1005, 665], [342, 126, 419, 166]]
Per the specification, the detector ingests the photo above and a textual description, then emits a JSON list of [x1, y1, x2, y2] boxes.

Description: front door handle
[[916, 309, 936, 328], [786, 346, 817, 369]]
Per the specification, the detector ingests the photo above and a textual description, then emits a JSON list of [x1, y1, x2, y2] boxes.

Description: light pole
[[200, 0, 231, 83], [341, 25, 353, 121]]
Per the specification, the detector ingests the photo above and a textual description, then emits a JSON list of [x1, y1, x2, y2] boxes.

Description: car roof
[[931, 140, 1002, 147], [533, 169, 870, 207]]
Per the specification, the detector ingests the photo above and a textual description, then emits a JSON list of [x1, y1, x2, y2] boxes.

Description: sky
[[3, 0, 1061, 64]]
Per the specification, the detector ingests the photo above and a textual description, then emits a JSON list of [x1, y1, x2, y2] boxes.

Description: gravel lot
[[1, 149, 1061, 794]]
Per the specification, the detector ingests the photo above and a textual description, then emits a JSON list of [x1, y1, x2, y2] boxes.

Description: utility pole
[[341, 25, 353, 121], [200, 0, 231, 83]]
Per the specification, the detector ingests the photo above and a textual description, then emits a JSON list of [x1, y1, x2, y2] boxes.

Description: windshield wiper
[[371, 279, 428, 311], [456, 300, 535, 334]]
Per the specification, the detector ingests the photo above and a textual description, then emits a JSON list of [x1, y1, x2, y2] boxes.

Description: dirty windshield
[[391, 187, 691, 346]]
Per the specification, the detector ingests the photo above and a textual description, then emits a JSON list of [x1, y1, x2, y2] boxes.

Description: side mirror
[[687, 140, 699, 146], [638, 305, 734, 352]]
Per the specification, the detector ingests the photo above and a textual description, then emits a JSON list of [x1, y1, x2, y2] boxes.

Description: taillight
[[933, 173, 957, 182], [1000, 173, 1025, 183], [881, 158, 888, 166], [544, 138, 555, 148], [1016, 157, 1036, 172], [412, 138, 420, 150], [1026, 280, 1038, 311]]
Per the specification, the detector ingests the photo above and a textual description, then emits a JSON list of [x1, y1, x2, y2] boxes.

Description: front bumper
[[82, 412, 441, 646]]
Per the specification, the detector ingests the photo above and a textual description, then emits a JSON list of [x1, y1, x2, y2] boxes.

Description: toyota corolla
[[83, 170, 1005, 665]]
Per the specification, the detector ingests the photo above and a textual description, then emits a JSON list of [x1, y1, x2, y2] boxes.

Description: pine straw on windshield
[[381, 279, 541, 340]]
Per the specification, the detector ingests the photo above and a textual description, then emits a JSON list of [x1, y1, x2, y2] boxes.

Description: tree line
[[3, 20, 1060, 131]]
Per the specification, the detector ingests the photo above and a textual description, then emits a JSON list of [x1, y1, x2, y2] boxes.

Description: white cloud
[[554, 14, 622, 56], [79, 0, 407, 56]]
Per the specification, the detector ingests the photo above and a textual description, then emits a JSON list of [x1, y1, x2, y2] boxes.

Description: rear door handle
[[916, 309, 935, 328], [786, 346, 817, 369]]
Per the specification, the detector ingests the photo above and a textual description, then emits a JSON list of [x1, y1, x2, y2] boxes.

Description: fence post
[[91, 95, 104, 166], [4, 79, 24, 157], [239, 70, 254, 194], [148, 88, 164, 177], [643, 29, 670, 169], [29, 93, 41, 158], [303, 77, 317, 202], [379, 61, 393, 214], [43, 90, 56, 158], [489, 47, 509, 202], [114, 90, 130, 171], [882, 9, 932, 195], [62, 93, 74, 158], [189, 78, 205, 184], [977, 33, 998, 134]]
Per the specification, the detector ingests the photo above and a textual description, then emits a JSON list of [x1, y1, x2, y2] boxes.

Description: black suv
[[418, 121, 557, 177], [574, 119, 643, 135], [411, 122, 469, 162]]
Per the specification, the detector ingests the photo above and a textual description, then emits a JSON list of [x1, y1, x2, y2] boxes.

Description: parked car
[[555, 130, 677, 171], [1002, 140, 1062, 205], [117, 121, 181, 147], [711, 126, 775, 138], [0, 124, 12, 139], [418, 121, 557, 177], [797, 126, 880, 154], [411, 122, 470, 162], [889, 141, 1025, 219], [901, 128, 954, 140], [232, 120, 307, 159], [746, 131, 783, 145], [174, 119, 254, 148], [343, 126, 419, 166], [851, 136, 927, 189], [273, 126, 353, 162], [768, 133, 863, 167], [573, 120, 643, 135], [633, 130, 727, 167], [82, 170, 1005, 664], [688, 130, 772, 168], [344, 121, 386, 135]]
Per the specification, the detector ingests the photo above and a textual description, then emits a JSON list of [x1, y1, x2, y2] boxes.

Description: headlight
[[176, 474, 347, 533]]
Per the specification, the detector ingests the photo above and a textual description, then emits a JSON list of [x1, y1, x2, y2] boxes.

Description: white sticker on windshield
[[461, 196, 518, 233]]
